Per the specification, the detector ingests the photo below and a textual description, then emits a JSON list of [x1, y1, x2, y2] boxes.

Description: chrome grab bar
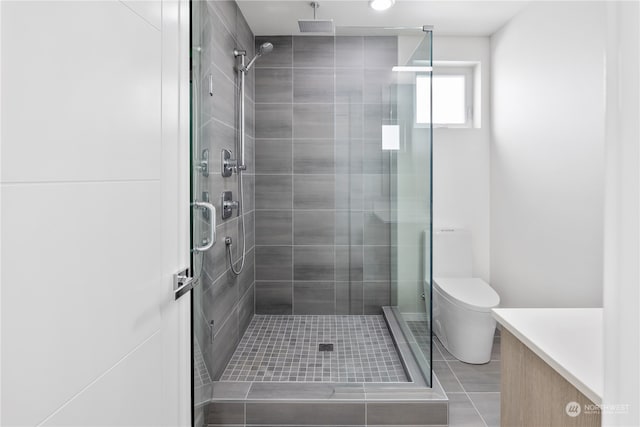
[[193, 201, 216, 252]]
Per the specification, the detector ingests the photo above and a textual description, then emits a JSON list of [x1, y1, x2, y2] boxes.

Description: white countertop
[[492, 308, 603, 404]]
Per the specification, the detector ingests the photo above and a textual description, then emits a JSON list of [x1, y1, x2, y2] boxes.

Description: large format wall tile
[[256, 281, 293, 314], [294, 210, 335, 245], [294, 246, 335, 281], [254, 34, 397, 315], [293, 139, 335, 174], [255, 36, 292, 68], [256, 210, 293, 245], [255, 139, 293, 174], [195, 1, 256, 382], [293, 175, 335, 209], [256, 68, 293, 103], [293, 104, 335, 138], [255, 175, 293, 209], [294, 68, 335, 103], [256, 246, 293, 281], [293, 282, 336, 314], [256, 103, 293, 138], [336, 36, 364, 68], [293, 36, 335, 68]]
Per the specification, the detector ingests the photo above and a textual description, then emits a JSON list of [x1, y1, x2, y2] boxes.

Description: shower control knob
[[225, 237, 233, 246]]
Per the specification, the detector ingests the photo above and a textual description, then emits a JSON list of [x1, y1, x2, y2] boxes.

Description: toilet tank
[[433, 228, 473, 277]]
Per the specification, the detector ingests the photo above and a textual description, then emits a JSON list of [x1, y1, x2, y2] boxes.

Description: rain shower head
[[298, 19, 334, 33], [298, 2, 334, 34]]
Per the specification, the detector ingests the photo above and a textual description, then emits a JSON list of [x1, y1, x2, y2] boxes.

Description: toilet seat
[[433, 277, 500, 313]]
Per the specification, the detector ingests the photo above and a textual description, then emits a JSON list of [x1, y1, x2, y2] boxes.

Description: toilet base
[[433, 288, 497, 364]]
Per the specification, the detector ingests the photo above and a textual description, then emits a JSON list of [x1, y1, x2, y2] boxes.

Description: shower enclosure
[[189, 2, 435, 425]]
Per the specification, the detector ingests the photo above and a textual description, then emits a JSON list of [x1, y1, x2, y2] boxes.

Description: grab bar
[[193, 201, 216, 252]]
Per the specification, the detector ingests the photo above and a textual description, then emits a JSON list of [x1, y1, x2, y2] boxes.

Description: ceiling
[[237, 1, 531, 37]]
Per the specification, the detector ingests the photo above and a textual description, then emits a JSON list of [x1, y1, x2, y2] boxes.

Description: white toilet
[[431, 228, 500, 364]]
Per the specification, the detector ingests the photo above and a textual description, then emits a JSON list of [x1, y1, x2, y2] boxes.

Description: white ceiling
[[237, 1, 531, 36]]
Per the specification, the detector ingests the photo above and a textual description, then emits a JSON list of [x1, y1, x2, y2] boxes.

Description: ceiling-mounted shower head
[[298, 2, 334, 34]]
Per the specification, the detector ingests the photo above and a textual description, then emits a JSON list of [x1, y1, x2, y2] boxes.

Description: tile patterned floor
[[220, 315, 408, 383], [434, 332, 501, 427], [406, 320, 501, 427], [194, 339, 212, 388]]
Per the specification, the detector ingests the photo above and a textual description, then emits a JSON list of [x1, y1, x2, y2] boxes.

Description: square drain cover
[[318, 343, 334, 352]]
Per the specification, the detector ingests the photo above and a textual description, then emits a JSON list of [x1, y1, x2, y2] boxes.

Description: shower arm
[[234, 49, 247, 172]]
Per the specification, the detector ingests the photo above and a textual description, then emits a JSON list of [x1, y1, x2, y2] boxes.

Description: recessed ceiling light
[[369, 0, 395, 12]]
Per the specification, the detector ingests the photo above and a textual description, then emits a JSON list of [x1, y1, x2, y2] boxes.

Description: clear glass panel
[[332, 28, 433, 385], [390, 32, 433, 385]]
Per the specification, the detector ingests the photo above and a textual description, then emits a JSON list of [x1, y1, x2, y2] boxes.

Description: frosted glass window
[[416, 75, 467, 125]]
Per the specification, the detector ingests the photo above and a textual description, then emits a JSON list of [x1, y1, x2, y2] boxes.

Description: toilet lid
[[433, 277, 500, 312]]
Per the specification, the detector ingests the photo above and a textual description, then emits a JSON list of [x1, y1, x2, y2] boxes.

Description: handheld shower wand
[[227, 42, 273, 275]]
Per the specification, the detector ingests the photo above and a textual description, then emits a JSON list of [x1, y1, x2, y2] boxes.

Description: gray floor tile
[[448, 360, 501, 393], [433, 336, 457, 361], [468, 392, 500, 427], [447, 393, 486, 427], [432, 361, 463, 393]]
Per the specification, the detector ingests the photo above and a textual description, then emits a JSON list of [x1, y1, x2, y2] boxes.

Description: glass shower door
[[190, 1, 215, 424]]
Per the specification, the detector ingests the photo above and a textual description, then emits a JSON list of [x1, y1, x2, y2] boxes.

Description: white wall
[[432, 36, 491, 282], [393, 35, 490, 314], [490, 1, 606, 308], [0, 1, 190, 425], [603, 1, 640, 424]]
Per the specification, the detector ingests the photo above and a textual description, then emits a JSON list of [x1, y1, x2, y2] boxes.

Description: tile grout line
[[439, 340, 490, 427]]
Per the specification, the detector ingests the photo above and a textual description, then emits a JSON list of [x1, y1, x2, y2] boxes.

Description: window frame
[[415, 66, 475, 129]]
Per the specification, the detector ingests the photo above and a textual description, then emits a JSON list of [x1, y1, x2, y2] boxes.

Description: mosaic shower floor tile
[[220, 315, 408, 383]]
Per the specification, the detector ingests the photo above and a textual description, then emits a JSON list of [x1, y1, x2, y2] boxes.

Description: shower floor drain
[[318, 343, 334, 352]]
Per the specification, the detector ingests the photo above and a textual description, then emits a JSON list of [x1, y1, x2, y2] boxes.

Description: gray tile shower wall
[[254, 35, 397, 315], [194, 0, 256, 382]]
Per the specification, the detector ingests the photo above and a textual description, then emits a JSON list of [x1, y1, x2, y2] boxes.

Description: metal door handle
[[193, 201, 216, 252], [174, 268, 194, 300]]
